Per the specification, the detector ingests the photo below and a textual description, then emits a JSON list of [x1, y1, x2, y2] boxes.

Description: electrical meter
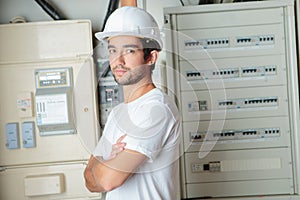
[[35, 67, 75, 136]]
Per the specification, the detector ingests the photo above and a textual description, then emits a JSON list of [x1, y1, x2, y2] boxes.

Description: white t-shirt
[[93, 88, 181, 200]]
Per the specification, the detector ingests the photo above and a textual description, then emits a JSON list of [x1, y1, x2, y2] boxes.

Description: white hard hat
[[95, 6, 163, 49]]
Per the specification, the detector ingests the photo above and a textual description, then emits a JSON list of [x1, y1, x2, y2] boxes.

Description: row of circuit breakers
[[164, 1, 299, 199]]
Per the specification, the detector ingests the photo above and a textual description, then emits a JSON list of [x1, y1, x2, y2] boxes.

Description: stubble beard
[[113, 65, 146, 86]]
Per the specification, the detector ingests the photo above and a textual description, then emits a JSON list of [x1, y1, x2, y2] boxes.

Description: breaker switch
[[202, 161, 221, 172]]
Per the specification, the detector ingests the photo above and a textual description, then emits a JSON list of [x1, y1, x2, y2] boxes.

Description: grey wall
[[0, 0, 109, 33]]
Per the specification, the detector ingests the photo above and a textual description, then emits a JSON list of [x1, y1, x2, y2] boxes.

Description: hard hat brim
[[95, 31, 163, 49]]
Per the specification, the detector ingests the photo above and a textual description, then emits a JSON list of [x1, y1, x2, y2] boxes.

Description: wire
[[34, 0, 65, 20], [101, 0, 120, 31], [180, 0, 184, 6]]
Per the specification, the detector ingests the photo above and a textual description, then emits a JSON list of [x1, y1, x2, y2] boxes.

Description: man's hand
[[109, 134, 127, 159]]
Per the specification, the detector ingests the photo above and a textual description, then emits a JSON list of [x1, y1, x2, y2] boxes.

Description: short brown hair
[[140, 38, 161, 71]]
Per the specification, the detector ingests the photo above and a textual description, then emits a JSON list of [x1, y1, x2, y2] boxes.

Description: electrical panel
[[164, 1, 300, 199], [0, 20, 101, 200], [99, 77, 124, 128], [97, 59, 124, 128]]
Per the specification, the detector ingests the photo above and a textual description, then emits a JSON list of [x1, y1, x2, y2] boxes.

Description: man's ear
[[146, 50, 159, 65]]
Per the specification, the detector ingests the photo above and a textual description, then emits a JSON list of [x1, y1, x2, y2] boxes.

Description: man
[[84, 6, 181, 200]]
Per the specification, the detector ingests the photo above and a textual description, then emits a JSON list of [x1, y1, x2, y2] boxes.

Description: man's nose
[[112, 52, 125, 66]]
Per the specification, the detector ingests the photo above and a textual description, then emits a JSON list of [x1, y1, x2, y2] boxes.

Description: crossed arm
[[84, 136, 147, 192]]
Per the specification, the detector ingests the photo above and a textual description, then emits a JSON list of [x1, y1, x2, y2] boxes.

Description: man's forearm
[[84, 156, 106, 192], [84, 150, 147, 192]]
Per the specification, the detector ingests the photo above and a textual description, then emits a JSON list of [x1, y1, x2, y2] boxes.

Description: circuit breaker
[[164, 1, 300, 199]]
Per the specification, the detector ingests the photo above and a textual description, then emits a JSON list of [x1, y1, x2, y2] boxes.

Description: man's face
[[108, 36, 148, 85]]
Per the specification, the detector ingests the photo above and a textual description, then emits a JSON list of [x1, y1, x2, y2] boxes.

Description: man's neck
[[122, 82, 156, 103]]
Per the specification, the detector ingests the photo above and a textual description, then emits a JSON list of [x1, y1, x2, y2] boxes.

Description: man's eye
[[108, 49, 116, 54], [125, 48, 136, 54]]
